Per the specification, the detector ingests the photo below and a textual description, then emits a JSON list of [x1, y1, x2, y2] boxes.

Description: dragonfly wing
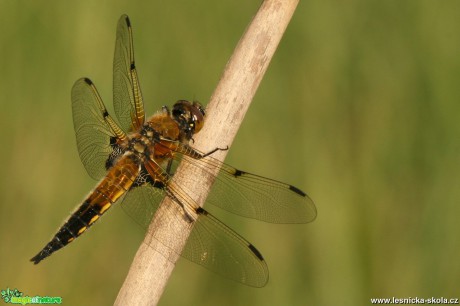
[[166, 178, 269, 287], [156, 140, 317, 224], [113, 14, 145, 132], [71, 78, 127, 180], [121, 160, 269, 287], [121, 185, 164, 228], [206, 162, 317, 223], [182, 208, 269, 287]]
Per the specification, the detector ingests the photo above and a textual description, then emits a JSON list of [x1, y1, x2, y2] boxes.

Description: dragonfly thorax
[[142, 100, 205, 143]]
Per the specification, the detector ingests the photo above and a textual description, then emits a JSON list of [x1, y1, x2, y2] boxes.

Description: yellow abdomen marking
[[77, 226, 87, 235], [89, 215, 100, 225], [100, 203, 111, 214]]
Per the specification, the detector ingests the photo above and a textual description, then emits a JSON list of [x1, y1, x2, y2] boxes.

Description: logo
[[1, 288, 62, 305]]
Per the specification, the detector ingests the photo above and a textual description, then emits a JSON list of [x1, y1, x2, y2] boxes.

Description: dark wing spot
[[248, 244, 264, 261], [288, 185, 307, 197], [195, 207, 208, 216], [109, 136, 117, 145], [105, 141, 123, 171]]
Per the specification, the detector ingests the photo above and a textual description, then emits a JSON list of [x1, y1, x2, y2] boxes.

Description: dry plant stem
[[114, 0, 299, 305]]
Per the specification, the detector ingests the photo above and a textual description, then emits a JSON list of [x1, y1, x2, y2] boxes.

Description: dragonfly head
[[172, 100, 205, 141]]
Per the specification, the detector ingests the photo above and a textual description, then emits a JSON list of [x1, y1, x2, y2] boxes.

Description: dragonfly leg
[[165, 159, 174, 175], [165, 188, 194, 223], [202, 145, 229, 157]]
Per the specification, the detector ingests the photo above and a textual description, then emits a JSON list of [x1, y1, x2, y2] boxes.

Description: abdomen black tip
[[30, 254, 44, 265]]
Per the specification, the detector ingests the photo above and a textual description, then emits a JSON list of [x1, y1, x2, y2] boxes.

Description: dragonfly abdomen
[[30, 201, 100, 264], [31, 155, 140, 264]]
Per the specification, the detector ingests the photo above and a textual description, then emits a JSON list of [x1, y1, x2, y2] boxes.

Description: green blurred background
[[1, 1, 460, 305]]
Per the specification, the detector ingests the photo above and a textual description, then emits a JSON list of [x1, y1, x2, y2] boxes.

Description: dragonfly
[[30, 14, 317, 287]]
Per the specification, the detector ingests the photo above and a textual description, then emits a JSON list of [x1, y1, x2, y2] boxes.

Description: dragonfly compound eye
[[190, 102, 205, 133], [172, 100, 205, 136]]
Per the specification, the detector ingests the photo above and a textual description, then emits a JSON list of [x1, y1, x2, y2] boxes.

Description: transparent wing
[[121, 163, 268, 287], [71, 78, 127, 180], [181, 208, 268, 287], [198, 159, 316, 223], [113, 14, 145, 133], [161, 142, 317, 224], [121, 185, 164, 228]]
